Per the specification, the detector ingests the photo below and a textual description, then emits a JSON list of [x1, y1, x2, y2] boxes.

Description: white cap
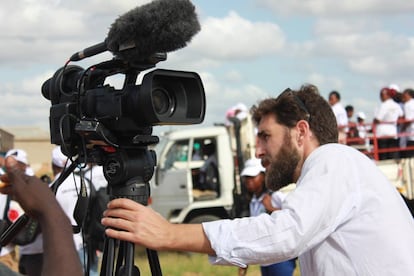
[[356, 111, 366, 120], [52, 146, 70, 168], [5, 149, 29, 165], [388, 83, 400, 92], [241, 158, 265, 177], [234, 103, 248, 120]]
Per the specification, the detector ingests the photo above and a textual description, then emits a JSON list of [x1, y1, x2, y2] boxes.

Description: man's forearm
[[167, 223, 215, 255]]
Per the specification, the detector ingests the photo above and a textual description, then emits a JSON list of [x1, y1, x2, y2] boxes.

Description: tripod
[[99, 181, 162, 276], [99, 147, 162, 276]]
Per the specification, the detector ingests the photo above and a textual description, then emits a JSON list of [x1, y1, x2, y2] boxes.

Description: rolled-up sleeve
[[202, 211, 302, 267]]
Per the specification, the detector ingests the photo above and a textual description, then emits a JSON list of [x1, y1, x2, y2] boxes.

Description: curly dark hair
[[251, 84, 338, 145]]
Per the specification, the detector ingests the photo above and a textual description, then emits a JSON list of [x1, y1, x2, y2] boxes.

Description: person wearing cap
[[4, 150, 34, 177], [239, 158, 296, 276], [373, 86, 403, 160], [4, 149, 44, 276], [356, 112, 367, 139], [50, 146, 97, 276], [225, 102, 249, 126]]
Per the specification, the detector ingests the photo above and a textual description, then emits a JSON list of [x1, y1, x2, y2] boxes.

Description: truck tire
[[188, 215, 221, 224]]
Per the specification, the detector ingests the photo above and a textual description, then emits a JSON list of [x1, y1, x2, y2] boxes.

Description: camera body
[[42, 57, 206, 160]]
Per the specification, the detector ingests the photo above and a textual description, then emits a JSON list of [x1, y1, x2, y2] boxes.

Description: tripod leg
[[147, 249, 162, 276], [101, 236, 116, 276], [116, 241, 140, 276]]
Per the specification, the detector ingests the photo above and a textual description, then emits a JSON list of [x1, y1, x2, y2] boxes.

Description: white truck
[[149, 116, 257, 223], [149, 117, 414, 224]]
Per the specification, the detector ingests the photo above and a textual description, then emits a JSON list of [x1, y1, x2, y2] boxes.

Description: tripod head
[[103, 146, 156, 204]]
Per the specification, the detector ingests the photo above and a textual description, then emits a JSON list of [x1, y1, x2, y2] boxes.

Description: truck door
[[151, 139, 192, 218]]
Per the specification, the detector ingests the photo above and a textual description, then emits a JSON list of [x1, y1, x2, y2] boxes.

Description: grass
[[130, 247, 300, 276]]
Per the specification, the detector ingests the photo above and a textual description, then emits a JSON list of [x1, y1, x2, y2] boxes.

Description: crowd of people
[[328, 84, 414, 160]]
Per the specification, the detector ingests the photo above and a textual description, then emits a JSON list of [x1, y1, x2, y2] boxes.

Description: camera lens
[[152, 87, 174, 115]]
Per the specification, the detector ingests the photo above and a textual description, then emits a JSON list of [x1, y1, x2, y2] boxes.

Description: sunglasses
[[279, 88, 311, 121]]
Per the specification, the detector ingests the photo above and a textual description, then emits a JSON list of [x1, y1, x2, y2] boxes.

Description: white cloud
[[255, 0, 414, 16], [0, 0, 151, 65], [286, 18, 414, 79], [223, 70, 244, 83], [190, 11, 286, 60], [306, 73, 344, 92]]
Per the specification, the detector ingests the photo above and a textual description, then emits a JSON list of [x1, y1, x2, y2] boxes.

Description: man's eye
[[259, 134, 269, 140]]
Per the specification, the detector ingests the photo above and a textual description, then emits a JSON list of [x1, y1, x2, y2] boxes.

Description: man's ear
[[296, 120, 310, 145]]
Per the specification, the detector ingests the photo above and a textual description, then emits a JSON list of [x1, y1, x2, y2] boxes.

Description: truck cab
[[150, 126, 238, 223]]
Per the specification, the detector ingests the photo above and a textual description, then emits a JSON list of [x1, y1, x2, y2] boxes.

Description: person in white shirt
[[50, 146, 96, 276], [373, 86, 403, 160], [356, 111, 368, 139], [101, 85, 414, 276], [328, 91, 348, 144], [401, 88, 414, 158]]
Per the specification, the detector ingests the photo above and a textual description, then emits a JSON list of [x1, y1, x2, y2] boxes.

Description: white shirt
[[203, 144, 414, 275], [250, 191, 286, 217], [403, 98, 414, 141], [331, 102, 348, 128], [53, 172, 90, 251], [374, 98, 403, 137]]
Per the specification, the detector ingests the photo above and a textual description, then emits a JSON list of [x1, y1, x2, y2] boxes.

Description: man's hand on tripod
[[102, 198, 216, 255]]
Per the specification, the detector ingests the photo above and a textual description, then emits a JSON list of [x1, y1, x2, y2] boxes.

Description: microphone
[[69, 41, 107, 62], [69, 0, 200, 62], [106, 0, 200, 62]]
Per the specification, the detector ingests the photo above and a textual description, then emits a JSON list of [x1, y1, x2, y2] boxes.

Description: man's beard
[[265, 132, 300, 191]]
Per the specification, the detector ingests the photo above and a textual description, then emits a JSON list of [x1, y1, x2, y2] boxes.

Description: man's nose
[[255, 143, 265, 159]]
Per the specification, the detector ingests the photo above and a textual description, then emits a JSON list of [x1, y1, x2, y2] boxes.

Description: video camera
[[41, 0, 205, 166], [41, 54, 205, 158]]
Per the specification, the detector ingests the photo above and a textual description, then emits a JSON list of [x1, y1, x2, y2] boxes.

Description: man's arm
[[102, 198, 215, 255], [0, 158, 82, 276]]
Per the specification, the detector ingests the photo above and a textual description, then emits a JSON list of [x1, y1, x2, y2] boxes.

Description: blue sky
[[1, 0, 414, 136]]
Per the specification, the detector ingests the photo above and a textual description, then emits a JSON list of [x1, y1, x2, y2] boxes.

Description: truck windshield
[[154, 136, 168, 158]]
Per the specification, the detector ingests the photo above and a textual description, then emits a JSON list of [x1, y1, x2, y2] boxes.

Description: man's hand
[[102, 198, 174, 250]]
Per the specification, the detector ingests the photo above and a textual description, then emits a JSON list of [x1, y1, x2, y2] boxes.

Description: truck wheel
[[188, 215, 221, 224]]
